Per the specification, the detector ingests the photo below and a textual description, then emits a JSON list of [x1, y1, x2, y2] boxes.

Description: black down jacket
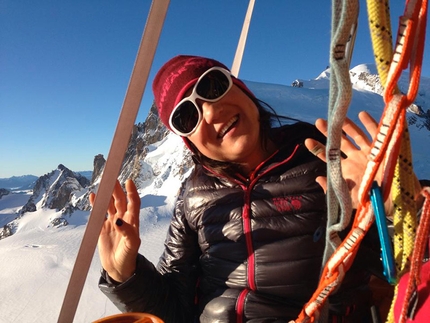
[[99, 122, 379, 322]]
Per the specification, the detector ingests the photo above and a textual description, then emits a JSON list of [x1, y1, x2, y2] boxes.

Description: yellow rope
[[293, 2, 425, 321], [366, 0, 393, 87], [387, 127, 417, 322], [392, 129, 417, 280], [366, 1, 418, 322]]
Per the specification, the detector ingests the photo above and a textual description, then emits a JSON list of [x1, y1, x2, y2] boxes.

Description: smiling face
[[186, 84, 272, 173]]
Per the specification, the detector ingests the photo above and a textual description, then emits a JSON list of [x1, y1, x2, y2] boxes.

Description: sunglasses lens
[[171, 101, 199, 135], [170, 68, 232, 136], [196, 70, 230, 100]]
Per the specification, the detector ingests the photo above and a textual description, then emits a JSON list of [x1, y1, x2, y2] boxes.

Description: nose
[[199, 99, 224, 125]]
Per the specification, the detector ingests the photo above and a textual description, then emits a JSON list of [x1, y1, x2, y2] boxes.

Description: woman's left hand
[[305, 111, 379, 208]]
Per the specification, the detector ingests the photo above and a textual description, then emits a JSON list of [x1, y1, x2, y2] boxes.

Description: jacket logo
[[273, 196, 303, 212]]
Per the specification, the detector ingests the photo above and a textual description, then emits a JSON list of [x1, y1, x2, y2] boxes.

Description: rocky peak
[[349, 64, 430, 131], [20, 164, 90, 214], [92, 103, 174, 185], [89, 101, 194, 192], [91, 154, 106, 183], [349, 64, 384, 94], [1, 164, 92, 239], [0, 188, 10, 199]]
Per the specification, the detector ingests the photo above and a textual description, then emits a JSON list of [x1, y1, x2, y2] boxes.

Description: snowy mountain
[[0, 164, 90, 239], [0, 64, 429, 322]]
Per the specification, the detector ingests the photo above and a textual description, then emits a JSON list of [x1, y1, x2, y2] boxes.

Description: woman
[[93, 55, 386, 322]]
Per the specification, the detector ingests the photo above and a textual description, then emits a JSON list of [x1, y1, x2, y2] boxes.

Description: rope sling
[[292, 0, 428, 322], [366, 0, 427, 321], [383, 2, 429, 322], [318, 1, 359, 321], [323, 0, 357, 268]]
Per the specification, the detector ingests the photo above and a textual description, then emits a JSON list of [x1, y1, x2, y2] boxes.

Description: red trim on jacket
[[235, 144, 301, 321], [236, 289, 249, 323]]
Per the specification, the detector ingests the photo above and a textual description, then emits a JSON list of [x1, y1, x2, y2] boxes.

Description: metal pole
[[57, 1, 170, 321]]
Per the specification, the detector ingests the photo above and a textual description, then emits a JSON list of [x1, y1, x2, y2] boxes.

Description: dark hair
[[188, 97, 301, 177]]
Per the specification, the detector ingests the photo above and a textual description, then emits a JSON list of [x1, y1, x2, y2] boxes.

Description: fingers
[[113, 180, 127, 215], [91, 179, 140, 228], [89, 191, 115, 221], [314, 118, 354, 153], [108, 196, 116, 217], [342, 117, 372, 151], [314, 112, 377, 157], [109, 179, 140, 228], [125, 179, 141, 227], [112, 216, 141, 244], [304, 139, 328, 193], [358, 111, 378, 139], [305, 138, 327, 162], [315, 118, 328, 137], [96, 179, 141, 283], [315, 176, 328, 193], [89, 192, 95, 206]]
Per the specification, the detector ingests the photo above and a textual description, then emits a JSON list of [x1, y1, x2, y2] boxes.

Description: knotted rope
[[375, 1, 427, 321], [292, 0, 427, 321], [366, 0, 415, 302]]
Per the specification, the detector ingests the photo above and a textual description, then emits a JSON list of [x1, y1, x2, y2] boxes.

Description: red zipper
[[206, 145, 301, 321], [243, 188, 256, 291], [242, 144, 300, 291], [236, 289, 249, 323]]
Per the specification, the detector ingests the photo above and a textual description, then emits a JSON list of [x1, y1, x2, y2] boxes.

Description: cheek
[[188, 133, 225, 161], [251, 106, 260, 123], [245, 102, 261, 132], [188, 133, 210, 153], [192, 140, 218, 158], [240, 93, 259, 122]]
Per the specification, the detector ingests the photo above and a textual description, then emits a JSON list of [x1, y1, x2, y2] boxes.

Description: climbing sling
[[293, 0, 428, 322], [366, 0, 427, 321], [318, 1, 359, 320], [323, 0, 358, 267]]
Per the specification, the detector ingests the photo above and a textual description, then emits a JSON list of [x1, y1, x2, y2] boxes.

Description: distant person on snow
[[91, 55, 422, 322]]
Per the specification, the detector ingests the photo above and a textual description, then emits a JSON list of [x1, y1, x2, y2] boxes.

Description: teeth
[[219, 116, 238, 137]]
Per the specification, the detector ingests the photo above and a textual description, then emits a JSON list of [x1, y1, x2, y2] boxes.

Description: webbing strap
[[292, 0, 427, 321], [57, 1, 170, 322]]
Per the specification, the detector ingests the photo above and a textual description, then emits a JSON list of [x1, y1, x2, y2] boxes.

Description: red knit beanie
[[152, 55, 255, 132]]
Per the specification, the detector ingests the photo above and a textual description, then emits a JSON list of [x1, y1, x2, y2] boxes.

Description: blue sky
[[1, 0, 429, 178]]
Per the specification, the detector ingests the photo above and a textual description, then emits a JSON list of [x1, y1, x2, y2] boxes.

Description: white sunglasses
[[169, 67, 233, 137]]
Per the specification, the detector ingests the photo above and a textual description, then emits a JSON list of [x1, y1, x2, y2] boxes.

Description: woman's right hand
[[89, 179, 141, 283]]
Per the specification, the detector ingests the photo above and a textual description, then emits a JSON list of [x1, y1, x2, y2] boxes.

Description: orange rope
[[293, 1, 427, 321]]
